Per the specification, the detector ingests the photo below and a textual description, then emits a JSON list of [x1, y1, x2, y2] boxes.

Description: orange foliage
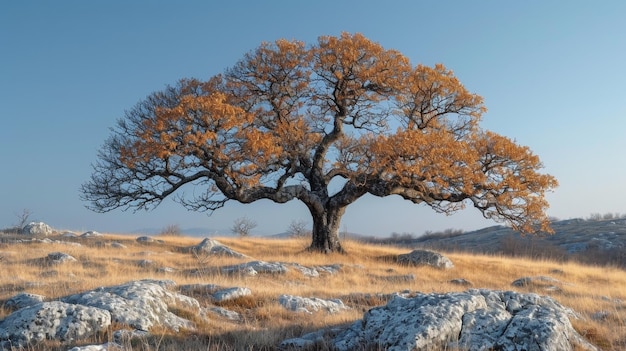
[[113, 32, 557, 235]]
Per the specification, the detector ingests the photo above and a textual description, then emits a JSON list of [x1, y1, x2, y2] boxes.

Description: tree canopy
[[81, 33, 558, 253]]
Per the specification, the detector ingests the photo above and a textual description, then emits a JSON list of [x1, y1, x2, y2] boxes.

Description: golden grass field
[[0, 233, 624, 350]]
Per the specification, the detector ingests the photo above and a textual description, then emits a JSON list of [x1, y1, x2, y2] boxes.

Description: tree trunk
[[309, 206, 345, 253]]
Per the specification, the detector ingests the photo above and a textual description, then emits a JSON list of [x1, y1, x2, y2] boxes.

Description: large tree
[[81, 33, 557, 253]]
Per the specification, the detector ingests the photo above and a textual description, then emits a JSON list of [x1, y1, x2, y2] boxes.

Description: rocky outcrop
[[397, 249, 454, 269], [61, 280, 198, 332], [278, 295, 348, 314], [21, 222, 53, 236], [80, 231, 102, 238], [183, 238, 247, 258], [283, 290, 598, 351], [46, 251, 77, 264], [0, 301, 111, 349], [4, 292, 45, 311]]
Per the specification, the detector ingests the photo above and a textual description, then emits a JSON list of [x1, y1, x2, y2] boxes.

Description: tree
[[287, 219, 310, 237], [81, 33, 558, 253], [231, 216, 257, 237]]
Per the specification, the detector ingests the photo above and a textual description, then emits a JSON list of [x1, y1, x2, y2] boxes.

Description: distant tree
[[231, 216, 257, 237], [15, 209, 32, 229], [81, 33, 558, 253], [286, 219, 310, 237], [587, 213, 602, 221], [159, 223, 182, 236]]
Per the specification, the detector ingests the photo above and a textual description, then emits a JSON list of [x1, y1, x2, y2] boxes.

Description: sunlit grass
[[0, 233, 624, 350]]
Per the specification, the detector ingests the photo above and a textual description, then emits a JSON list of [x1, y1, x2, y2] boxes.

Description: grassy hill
[[369, 218, 626, 267], [0, 232, 624, 350]]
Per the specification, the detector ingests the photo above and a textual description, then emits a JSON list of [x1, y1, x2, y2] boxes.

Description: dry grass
[[0, 233, 625, 350]]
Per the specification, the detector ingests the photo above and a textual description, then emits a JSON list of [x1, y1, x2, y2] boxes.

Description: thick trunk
[[308, 206, 345, 253]]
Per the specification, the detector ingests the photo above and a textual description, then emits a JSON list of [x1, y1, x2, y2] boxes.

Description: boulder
[[47, 251, 77, 264], [68, 342, 122, 351], [185, 238, 247, 258], [4, 292, 45, 311], [220, 260, 289, 275], [61, 280, 200, 332], [326, 289, 597, 351], [80, 231, 102, 238], [0, 301, 111, 347], [21, 221, 53, 236], [278, 295, 349, 314], [512, 276, 562, 291], [397, 249, 454, 269], [212, 287, 252, 302]]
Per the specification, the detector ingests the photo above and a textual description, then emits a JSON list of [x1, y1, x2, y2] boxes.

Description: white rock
[[61, 280, 200, 332], [212, 287, 252, 302], [185, 238, 247, 258], [21, 222, 53, 236], [0, 301, 111, 347], [397, 249, 454, 269], [329, 290, 598, 351], [47, 251, 77, 264], [279, 295, 349, 314], [4, 292, 45, 310], [221, 261, 289, 275], [80, 230, 102, 237]]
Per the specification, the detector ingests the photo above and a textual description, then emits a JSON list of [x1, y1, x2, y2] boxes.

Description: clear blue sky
[[2, 1, 625, 236]]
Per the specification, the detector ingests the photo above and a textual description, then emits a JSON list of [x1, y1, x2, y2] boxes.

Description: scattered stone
[[61, 231, 77, 237], [221, 261, 289, 275], [212, 287, 252, 302], [80, 231, 102, 238], [205, 306, 242, 322], [290, 263, 320, 277], [397, 249, 454, 269], [278, 295, 349, 314], [110, 242, 127, 249], [370, 274, 416, 282], [179, 283, 221, 297], [280, 327, 346, 350], [62, 280, 199, 332], [136, 236, 155, 243], [47, 251, 77, 264], [136, 259, 154, 267], [0, 301, 111, 347], [21, 222, 53, 236], [184, 238, 247, 258], [112, 329, 150, 344], [68, 342, 123, 351], [4, 292, 45, 310], [450, 278, 473, 286], [511, 276, 563, 291], [325, 290, 597, 351]]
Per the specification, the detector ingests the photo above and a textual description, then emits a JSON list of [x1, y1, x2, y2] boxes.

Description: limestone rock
[[0, 301, 111, 347], [212, 287, 252, 302], [279, 295, 349, 314], [221, 261, 289, 275], [21, 221, 53, 236], [62, 280, 199, 331], [68, 342, 123, 351], [184, 238, 247, 258], [47, 251, 77, 264], [328, 289, 597, 351], [397, 249, 454, 269], [80, 231, 102, 238], [4, 292, 45, 311]]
